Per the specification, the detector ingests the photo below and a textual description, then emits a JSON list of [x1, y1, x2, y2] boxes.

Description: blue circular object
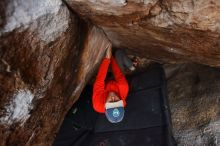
[[112, 108, 120, 117]]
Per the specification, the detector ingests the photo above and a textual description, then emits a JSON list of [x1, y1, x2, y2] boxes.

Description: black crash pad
[[94, 88, 164, 132], [53, 64, 176, 146]]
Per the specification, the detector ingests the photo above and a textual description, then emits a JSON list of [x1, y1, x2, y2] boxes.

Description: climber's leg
[[115, 49, 135, 73]]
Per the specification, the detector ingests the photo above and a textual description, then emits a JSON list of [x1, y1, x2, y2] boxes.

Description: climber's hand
[[105, 44, 112, 59]]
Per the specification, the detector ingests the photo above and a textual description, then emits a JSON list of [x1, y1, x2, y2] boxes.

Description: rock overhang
[[64, 0, 220, 67]]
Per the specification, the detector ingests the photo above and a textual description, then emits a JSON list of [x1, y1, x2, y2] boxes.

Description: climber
[[92, 45, 134, 123]]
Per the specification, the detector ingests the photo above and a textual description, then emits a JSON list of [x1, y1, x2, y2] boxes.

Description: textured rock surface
[[1, 0, 220, 146], [0, 0, 110, 145], [165, 64, 220, 146], [65, 0, 220, 67]]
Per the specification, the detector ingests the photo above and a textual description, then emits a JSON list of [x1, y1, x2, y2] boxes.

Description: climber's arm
[[111, 57, 129, 102], [92, 46, 112, 113]]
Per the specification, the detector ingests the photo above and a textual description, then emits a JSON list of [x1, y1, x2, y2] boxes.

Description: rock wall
[[0, 0, 110, 145], [166, 63, 220, 146], [65, 0, 220, 67]]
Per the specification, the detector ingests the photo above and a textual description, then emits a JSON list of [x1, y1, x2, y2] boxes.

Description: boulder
[[0, 0, 110, 145], [65, 0, 220, 67]]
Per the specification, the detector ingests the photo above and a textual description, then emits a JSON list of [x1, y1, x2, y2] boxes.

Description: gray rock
[[165, 63, 220, 146]]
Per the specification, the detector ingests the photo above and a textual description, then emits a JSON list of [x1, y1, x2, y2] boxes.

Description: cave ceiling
[[65, 0, 220, 67]]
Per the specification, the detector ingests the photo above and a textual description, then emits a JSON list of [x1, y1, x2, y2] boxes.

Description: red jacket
[[92, 57, 129, 113]]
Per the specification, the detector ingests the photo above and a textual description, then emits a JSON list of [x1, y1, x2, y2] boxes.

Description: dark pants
[[115, 49, 133, 73]]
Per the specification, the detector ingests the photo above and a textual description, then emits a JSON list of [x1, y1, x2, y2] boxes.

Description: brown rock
[[65, 0, 220, 67], [0, 0, 110, 145]]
